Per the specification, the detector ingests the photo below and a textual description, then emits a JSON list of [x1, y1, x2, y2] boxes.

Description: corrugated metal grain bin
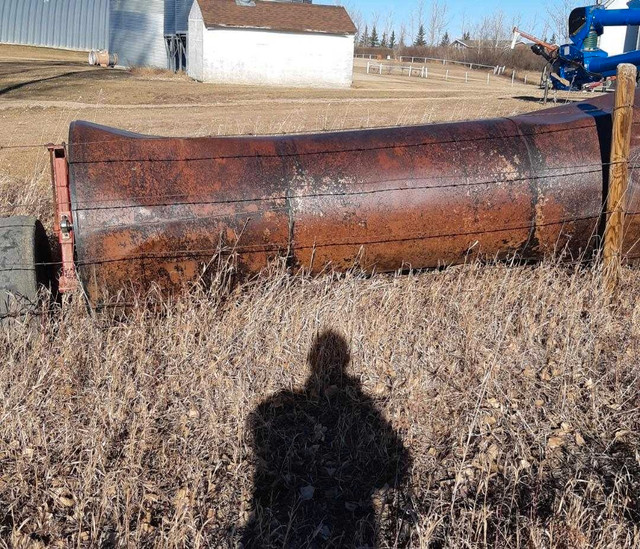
[[175, 0, 194, 33], [164, 0, 176, 35], [109, 0, 168, 68], [0, 0, 175, 69], [0, 0, 109, 51]]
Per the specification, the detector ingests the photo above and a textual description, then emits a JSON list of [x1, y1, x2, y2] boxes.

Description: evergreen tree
[[462, 30, 471, 41], [389, 30, 396, 49], [381, 32, 388, 48], [370, 25, 379, 47], [360, 25, 369, 47], [414, 24, 427, 47], [550, 33, 557, 44], [440, 31, 450, 47]]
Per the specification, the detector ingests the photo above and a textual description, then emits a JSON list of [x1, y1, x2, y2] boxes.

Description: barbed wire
[[0, 159, 635, 215], [1, 108, 636, 156], [3, 211, 640, 272], [76, 166, 608, 219]]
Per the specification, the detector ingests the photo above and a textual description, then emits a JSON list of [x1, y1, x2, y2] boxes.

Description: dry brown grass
[[1, 259, 639, 547], [128, 66, 191, 81]]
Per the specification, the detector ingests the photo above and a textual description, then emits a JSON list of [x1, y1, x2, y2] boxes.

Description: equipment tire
[[0, 216, 50, 321]]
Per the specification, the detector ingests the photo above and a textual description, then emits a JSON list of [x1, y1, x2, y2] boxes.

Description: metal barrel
[[67, 91, 640, 304]]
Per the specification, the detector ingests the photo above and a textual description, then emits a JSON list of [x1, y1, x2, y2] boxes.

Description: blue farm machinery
[[515, 2, 640, 91]]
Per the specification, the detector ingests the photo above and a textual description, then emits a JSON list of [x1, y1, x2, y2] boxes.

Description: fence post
[[511, 71, 515, 86], [367, 61, 370, 74], [487, 73, 490, 84], [409, 64, 413, 76], [604, 63, 637, 291], [524, 75, 527, 85], [465, 72, 468, 83], [380, 63, 383, 75], [445, 69, 449, 81]]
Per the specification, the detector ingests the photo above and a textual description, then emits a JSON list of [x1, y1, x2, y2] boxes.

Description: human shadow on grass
[[241, 330, 411, 548]]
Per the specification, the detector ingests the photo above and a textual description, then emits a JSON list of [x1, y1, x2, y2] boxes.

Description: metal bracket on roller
[[47, 144, 78, 293]]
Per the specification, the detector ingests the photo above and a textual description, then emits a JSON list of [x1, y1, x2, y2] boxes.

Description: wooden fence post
[[604, 63, 637, 291]]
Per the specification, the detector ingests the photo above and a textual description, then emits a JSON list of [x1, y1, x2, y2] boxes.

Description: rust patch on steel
[[61, 91, 640, 304]]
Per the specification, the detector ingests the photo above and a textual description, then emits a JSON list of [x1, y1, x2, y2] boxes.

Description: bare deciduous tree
[[427, 0, 449, 46], [398, 23, 408, 48], [336, 1, 364, 43], [473, 10, 510, 50], [410, 0, 426, 46], [546, 0, 584, 42], [383, 9, 395, 45]]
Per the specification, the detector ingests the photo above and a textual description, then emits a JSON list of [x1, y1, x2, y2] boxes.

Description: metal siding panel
[[0, 0, 108, 51], [51, 0, 64, 47], [110, 0, 167, 68], [9, 1, 20, 43], [83, 0, 95, 49], [6, 1, 18, 43], [80, 0, 91, 49], [175, 0, 193, 33], [27, 1, 38, 44], [36, 1, 45, 44], [70, 0, 82, 49], [165, 0, 176, 34], [2, 2, 12, 42], [0, 3, 7, 41]]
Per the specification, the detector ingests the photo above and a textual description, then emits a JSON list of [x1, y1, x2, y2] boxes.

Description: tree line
[[342, 0, 584, 52], [342, 0, 585, 73]]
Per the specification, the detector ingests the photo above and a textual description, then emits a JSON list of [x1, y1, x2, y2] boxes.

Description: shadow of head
[[307, 329, 350, 388]]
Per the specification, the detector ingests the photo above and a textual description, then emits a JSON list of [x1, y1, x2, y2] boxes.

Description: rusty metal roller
[[67, 91, 640, 303]]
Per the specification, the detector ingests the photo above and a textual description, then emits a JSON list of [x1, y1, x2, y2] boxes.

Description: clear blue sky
[[341, 0, 554, 41]]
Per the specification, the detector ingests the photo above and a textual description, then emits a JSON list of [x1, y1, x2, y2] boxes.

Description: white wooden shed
[[187, 0, 356, 88]]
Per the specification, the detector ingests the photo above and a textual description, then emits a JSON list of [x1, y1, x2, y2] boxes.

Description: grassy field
[[1, 45, 639, 548]]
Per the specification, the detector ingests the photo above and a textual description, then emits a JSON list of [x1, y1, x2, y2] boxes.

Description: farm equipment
[[2, 90, 640, 313], [514, 3, 640, 91]]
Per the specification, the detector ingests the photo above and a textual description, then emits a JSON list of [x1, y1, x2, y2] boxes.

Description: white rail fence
[[398, 56, 505, 73], [365, 62, 530, 86], [355, 53, 507, 74]]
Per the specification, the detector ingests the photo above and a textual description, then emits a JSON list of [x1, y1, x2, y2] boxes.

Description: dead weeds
[[1, 261, 639, 547]]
